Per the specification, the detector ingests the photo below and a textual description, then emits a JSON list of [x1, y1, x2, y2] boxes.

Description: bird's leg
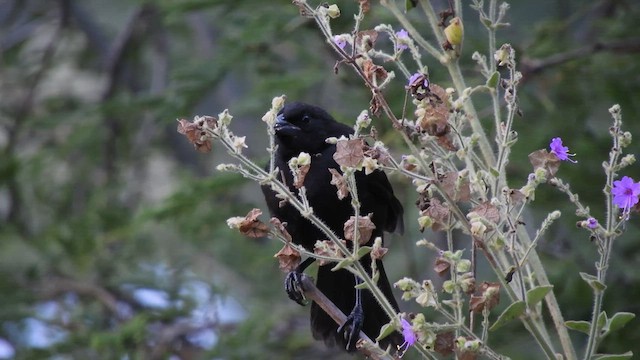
[[337, 276, 364, 351], [285, 257, 315, 306]]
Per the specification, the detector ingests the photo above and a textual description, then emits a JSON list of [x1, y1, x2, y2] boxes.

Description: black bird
[[261, 102, 403, 351]]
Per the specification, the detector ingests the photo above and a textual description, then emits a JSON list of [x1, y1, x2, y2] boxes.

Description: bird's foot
[[284, 271, 308, 306], [337, 303, 364, 351]]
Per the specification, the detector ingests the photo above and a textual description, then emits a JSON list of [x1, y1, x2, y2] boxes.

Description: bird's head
[[274, 102, 349, 158]]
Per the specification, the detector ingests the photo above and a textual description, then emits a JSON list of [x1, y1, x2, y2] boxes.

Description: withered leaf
[[329, 168, 349, 200], [355, 29, 378, 51], [508, 189, 526, 204], [238, 208, 269, 238], [177, 119, 199, 142], [433, 257, 451, 277], [435, 135, 457, 152], [457, 349, 478, 360], [362, 59, 388, 84], [528, 149, 560, 177], [293, 164, 310, 189], [439, 171, 471, 202], [270, 217, 292, 243], [469, 202, 500, 224], [434, 331, 455, 356], [421, 198, 449, 232], [371, 245, 388, 260], [176, 118, 212, 153], [369, 96, 382, 116], [314, 240, 346, 266], [364, 145, 390, 166], [274, 243, 301, 273], [357, 0, 370, 13], [344, 215, 376, 245], [469, 281, 501, 313], [333, 138, 364, 168]]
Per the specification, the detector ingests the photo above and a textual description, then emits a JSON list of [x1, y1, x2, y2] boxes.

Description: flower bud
[[356, 110, 371, 128], [442, 280, 455, 293], [271, 95, 286, 111], [456, 259, 471, 273], [620, 131, 632, 148], [226, 216, 245, 229], [232, 136, 248, 153], [494, 44, 514, 67], [470, 220, 487, 236], [327, 4, 340, 18], [262, 110, 276, 126], [218, 109, 233, 126], [444, 17, 463, 46]]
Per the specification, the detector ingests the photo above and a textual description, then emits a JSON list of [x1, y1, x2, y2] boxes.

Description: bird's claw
[[337, 303, 364, 351], [284, 271, 307, 306]]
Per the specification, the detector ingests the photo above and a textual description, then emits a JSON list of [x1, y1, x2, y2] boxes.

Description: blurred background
[[0, 0, 638, 359]]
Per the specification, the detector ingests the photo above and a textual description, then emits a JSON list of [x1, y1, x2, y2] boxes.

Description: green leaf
[[489, 301, 526, 331], [606, 312, 635, 333], [331, 258, 355, 271], [354, 281, 368, 290], [597, 311, 608, 332], [592, 352, 633, 360], [355, 246, 371, 260], [376, 322, 396, 341], [526, 285, 553, 307], [579, 272, 607, 292], [486, 71, 500, 88], [480, 15, 493, 28], [405, 0, 417, 11], [565, 320, 591, 334]]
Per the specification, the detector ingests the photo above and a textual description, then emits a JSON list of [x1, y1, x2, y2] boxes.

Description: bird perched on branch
[[261, 102, 403, 351]]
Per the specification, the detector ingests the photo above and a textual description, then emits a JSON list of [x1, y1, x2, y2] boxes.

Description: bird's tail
[[310, 259, 402, 352]]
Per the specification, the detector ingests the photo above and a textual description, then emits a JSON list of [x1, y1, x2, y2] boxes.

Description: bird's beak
[[274, 114, 301, 134]]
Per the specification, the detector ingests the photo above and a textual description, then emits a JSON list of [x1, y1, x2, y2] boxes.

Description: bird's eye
[[301, 115, 310, 124]]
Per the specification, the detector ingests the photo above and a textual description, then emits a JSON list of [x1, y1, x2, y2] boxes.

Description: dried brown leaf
[[314, 240, 346, 266], [433, 257, 451, 277], [344, 215, 376, 245], [421, 198, 449, 232], [469, 202, 500, 223], [270, 217, 292, 243], [238, 208, 269, 238], [357, 0, 370, 13], [355, 29, 378, 51], [469, 281, 501, 313], [293, 164, 309, 189], [274, 243, 301, 273], [362, 59, 388, 84], [371, 245, 388, 260], [439, 171, 471, 202], [329, 168, 349, 200], [434, 331, 455, 357], [528, 149, 560, 177], [508, 189, 526, 204], [176, 118, 213, 153], [333, 138, 364, 168]]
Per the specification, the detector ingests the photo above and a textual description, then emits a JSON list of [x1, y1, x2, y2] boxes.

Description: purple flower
[[396, 29, 409, 51], [612, 176, 640, 218], [407, 72, 429, 88], [333, 35, 347, 50], [549, 137, 577, 163], [586, 217, 598, 229], [397, 318, 416, 356]]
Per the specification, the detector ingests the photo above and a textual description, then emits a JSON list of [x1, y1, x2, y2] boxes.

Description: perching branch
[[298, 274, 396, 360]]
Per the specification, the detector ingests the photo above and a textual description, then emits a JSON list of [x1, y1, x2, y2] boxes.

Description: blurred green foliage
[[0, 0, 638, 359]]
